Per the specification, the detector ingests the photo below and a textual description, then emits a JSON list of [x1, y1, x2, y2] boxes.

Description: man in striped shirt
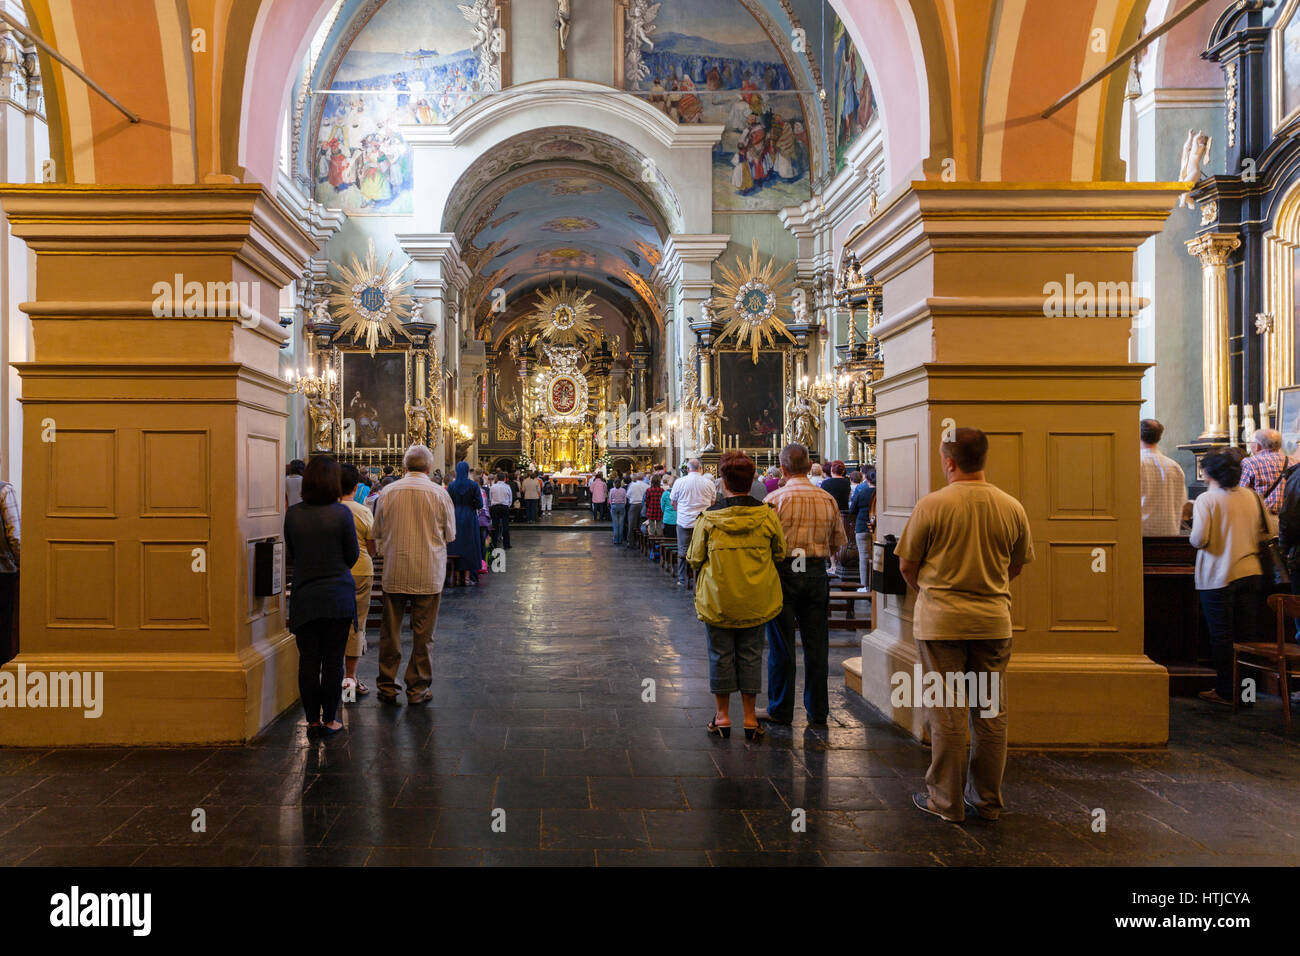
[[762, 443, 847, 726], [372, 444, 457, 705]]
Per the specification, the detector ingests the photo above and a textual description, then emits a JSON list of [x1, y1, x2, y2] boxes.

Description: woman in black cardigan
[[284, 456, 359, 738]]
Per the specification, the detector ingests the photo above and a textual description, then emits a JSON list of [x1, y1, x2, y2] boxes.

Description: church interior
[[0, 0, 1295, 892]]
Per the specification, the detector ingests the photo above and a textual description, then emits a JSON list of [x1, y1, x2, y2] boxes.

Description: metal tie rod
[[0, 10, 139, 124], [1041, 0, 1220, 120]]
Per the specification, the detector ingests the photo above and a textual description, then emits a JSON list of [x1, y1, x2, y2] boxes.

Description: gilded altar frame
[[318, 336, 441, 454]]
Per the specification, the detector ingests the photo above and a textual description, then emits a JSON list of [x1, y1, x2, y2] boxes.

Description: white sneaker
[[857, 587, 870, 593]]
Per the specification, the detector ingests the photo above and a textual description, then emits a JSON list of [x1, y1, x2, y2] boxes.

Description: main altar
[[503, 282, 622, 474]]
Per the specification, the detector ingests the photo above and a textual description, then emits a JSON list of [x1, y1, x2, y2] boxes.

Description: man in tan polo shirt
[[895, 427, 1034, 823]]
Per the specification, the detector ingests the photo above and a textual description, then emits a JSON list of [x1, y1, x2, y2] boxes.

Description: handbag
[[1252, 490, 1291, 587]]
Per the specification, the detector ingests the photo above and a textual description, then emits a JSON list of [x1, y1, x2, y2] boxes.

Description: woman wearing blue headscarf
[[446, 460, 484, 587]]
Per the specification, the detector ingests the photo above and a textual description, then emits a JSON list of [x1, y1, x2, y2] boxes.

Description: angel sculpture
[[312, 301, 331, 325], [308, 390, 340, 452], [697, 395, 724, 452], [1178, 129, 1213, 209], [785, 389, 822, 449], [626, 0, 660, 83], [409, 299, 425, 322], [458, 0, 500, 89]]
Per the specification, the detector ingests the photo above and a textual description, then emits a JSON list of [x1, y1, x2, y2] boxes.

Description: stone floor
[[1, 512, 1298, 867]]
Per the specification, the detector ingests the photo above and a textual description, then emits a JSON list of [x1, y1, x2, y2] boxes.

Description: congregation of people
[[1141, 418, 1300, 715], [280, 412, 1299, 826]]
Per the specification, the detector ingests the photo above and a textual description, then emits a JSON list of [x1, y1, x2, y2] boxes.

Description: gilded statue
[[308, 390, 340, 452], [697, 395, 724, 451], [785, 389, 822, 449], [405, 400, 432, 446]]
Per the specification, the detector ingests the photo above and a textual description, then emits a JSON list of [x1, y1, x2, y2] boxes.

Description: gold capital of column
[[1186, 232, 1240, 441]]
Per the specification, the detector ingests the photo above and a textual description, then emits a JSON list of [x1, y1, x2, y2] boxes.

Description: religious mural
[[833, 16, 877, 170], [626, 0, 812, 210], [314, 0, 491, 214]]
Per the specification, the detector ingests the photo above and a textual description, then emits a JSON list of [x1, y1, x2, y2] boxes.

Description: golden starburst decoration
[[328, 239, 415, 355], [530, 281, 599, 345], [711, 239, 797, 363]]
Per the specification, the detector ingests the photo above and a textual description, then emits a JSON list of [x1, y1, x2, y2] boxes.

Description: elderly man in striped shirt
[[1241, 427, 1289, 515], [761, 442, 847, 726], [373, 444, 457, 705]]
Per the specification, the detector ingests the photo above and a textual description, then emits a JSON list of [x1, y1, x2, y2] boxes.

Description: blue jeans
[[766, 557, 830, 722], [706, 622, 765, 695], [676, 523, 694, 583], [525, 498, 539, 522], [611, 502, 627, 543], [1199, 575, 1262, 700]]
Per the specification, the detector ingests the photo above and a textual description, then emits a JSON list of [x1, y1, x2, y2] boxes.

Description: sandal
[[707, 719, 731, 739], [744, 722, 766, 741]]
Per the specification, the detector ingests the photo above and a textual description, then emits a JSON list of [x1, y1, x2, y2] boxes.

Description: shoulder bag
[[1252, 489, 1291, 587]]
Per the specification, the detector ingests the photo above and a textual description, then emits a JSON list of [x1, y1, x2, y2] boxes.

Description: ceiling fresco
[[459, 165, 664, 322]]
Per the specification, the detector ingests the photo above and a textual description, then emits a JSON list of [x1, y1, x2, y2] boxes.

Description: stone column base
[[0, 630, 299, 746], [848, 630, 1169, 748]]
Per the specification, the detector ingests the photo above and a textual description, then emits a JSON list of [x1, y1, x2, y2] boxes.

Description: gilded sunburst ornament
[[711, 239, 796, 363], [531, 281, 599, 344], [328, 239, 415, 355]]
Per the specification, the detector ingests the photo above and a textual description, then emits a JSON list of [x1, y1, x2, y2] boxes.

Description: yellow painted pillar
[[845, 182, 1182, 747], [0, 185, 319, 745]]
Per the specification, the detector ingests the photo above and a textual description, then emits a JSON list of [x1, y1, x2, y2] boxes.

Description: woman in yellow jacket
[[687, 451, 787, 739]]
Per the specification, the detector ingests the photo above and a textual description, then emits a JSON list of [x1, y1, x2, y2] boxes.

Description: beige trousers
[[378, 591, 440, 701], [916, 638, 1012, 822]]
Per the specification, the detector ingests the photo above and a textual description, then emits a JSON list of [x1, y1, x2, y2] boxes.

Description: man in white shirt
[[372, 444, 457, 705], [626, 473, 649, 548], [1139, 419, 1187, 536], [669, 459, 716, 586], [487, 472, 514, 551]]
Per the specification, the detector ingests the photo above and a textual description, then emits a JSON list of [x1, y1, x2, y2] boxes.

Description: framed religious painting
[[716, 349, 787, 449], [339, 348, 411, 449], [1277, 384, 1300, 458]]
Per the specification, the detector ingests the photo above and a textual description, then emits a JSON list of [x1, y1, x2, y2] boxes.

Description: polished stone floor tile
[[540, 809, 650, 849], [588, 776, 686, 810]]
